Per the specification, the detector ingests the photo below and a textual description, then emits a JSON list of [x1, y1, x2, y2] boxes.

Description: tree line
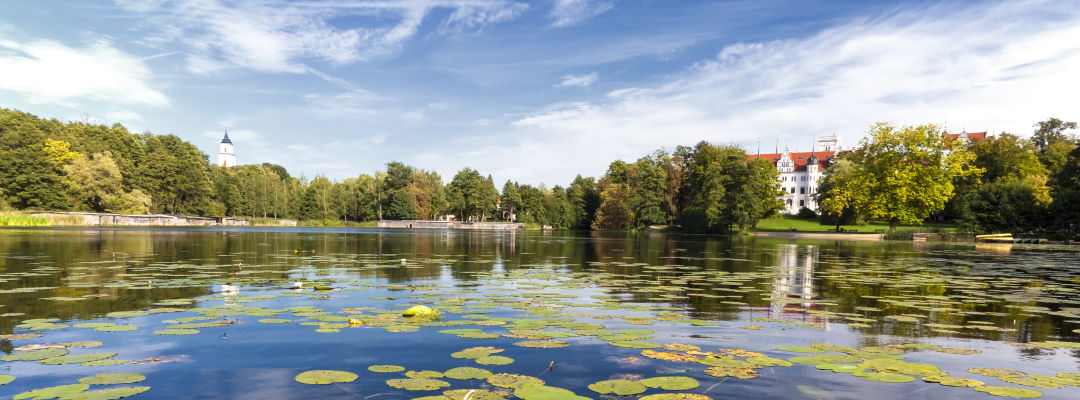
[[817, 119, 1080, 235], [4, 107, 1078, 236]]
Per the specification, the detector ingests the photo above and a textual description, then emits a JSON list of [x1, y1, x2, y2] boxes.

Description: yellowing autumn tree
[[821, 122, 980, 231]]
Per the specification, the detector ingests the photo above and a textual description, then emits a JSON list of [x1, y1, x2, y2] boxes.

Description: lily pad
[[79, 374, 146, 385], [587, 379, 647, 395], [640, 376, 700, 390], [973, 386, 1043, 398], [513, 385, 591, 400], [444, 367, 493, 380], [0, 375, 14, 385], [704, 366, 758, 379], [2, 348, 69, 361], [386, 378, 451, 391], [476, 355, 514, 365], [41, 353, 117, 365], [776, 346, 825, 353], [853, 372, 917, 383], [13, 383, 90, 400], [152, 329, 199, 335], [608, 341, 661, 349], [487, 373, 543, 389], [746, 357, 793, 367], [639, 395, 713, 400], [294, 370, 359, 384], [451, 347, 504, 359], [922, 376, 984, 387], [368, 365, 406, 373], [442, 389, 507, 400], [57, 386, 150, 400]]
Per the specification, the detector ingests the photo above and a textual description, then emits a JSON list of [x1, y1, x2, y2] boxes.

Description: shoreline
[[753, 231, 884, 241]]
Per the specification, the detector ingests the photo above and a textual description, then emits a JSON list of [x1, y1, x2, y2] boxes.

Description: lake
[[1, 227, 1078, 399]]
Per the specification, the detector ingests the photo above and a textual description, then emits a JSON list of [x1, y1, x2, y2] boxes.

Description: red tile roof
[[748, 151, 836, 172], [945, 131, 988, 141]]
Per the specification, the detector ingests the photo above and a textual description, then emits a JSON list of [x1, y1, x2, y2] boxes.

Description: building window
[[800, 187, 806, 194], [799, 200, 805, 207], [787, 199, 792, 206]]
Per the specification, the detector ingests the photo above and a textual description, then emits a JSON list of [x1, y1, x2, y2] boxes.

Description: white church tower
[[217, 130, 236, 168]]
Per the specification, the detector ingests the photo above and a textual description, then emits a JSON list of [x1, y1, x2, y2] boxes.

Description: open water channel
[[1, 227, 1079, 399]]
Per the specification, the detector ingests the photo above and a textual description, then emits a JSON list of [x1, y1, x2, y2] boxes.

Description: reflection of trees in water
[[1, 229, 1078, 357]]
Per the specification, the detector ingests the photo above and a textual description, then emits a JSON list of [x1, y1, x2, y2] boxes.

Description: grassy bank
[[296, 219, 379, 228], [754, 215, 956, 234], [0, 212, 52, 226]]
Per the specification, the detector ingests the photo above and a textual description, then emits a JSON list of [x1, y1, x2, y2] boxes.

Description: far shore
[[753, 231, 884, 241]]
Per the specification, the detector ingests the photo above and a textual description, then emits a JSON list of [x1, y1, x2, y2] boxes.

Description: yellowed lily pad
[[973, 386, 1043, 398], [444, 367, 492, 380], [487, 373, 543, 389], [368, 365, 406, 373], [513, 385, 591, 400], [587, 379, 647, 395], [294, 370, 359, 384], [60, 386, 151, 400], [79, 374, 146, 385], [640, 376, 700, 390], [386, 378, 451, 391], [13, 383, 90, 400]]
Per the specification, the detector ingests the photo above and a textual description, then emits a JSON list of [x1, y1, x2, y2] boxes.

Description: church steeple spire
[[217, 128, 236, 167]]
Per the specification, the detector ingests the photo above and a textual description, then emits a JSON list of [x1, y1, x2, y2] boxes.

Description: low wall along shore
[[378, 220, 525, 230], [29, 211, 260, 227]]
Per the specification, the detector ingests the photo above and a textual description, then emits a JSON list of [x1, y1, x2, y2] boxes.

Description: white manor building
[[217, 131, 237, 168], [748, 135, 840, 214]]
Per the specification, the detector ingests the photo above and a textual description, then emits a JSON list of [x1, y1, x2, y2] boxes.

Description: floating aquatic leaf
[[79, 374, 146, 385], [40, 352, 117, 365], [443, 367, 492, 380], [57, 386, 150, 400], [513, 385, 591, 400], [969, 369, 1026, 378], [746, 357, 792, 367], [386, 378, 450, 391], [476, 355, 514, 365], [587, 379, 646, 395], [704, 366, 758, 379], [697, 358, 757, 368], [608, 341, 661, 349], [294, 370, 359, 385], [513, 340, 569, 348], [0, 374, 14, 385], [776, 346, 825, 353], [2, 348, 70, 361], [639, 394, 712, 400], [451, 347, 504, 359], [973, 386, 1044, 398], [852, 372, 917, 383], [442, 389, 507, 400], [922, 376, 984, 387], [93, 326, 138, 332], [83, 360, 130, 366], [402, 305, 438, 317], [152, 329, 199, 335], [487, 373, 543, 389], [257, 319, 291, 324], [13, 383, 90, 400], [368, 365, 406, 373], [406, 371, 446, 379], [640, 376, 700, 390]]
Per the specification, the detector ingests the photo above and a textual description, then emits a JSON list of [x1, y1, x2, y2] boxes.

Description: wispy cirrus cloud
[[555, 72, 598, 87], [0, 37, 168, 107], [115, 0, 530, 75], [549, 0, 613, 27], [418, 0, 1080, 185]]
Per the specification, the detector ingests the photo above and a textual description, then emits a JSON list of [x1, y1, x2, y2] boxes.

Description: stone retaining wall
[[378, 220, 524, 230], [30, 212, 254, 227]]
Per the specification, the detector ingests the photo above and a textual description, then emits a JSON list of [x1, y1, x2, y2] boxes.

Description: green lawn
[[754, 216, 954, 233]]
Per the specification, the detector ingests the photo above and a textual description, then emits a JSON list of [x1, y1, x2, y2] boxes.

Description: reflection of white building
[[748, 136, 840, 214], [770, 244, 820, 320]]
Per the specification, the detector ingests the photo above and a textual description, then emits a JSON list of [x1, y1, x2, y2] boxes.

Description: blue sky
[[1, 0, 1078, 185]]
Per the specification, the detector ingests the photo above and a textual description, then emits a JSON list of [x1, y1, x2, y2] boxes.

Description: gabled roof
[[945, 131, 987, 141], [748, 151, 836, 172]]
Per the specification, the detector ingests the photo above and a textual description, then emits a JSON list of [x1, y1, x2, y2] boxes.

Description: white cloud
[[555, 72, 599, 87], [421, 0, 1080, 185], [550, 0, 614, 27], [0, 37, 168, 107], [116, 0, 530, 74]]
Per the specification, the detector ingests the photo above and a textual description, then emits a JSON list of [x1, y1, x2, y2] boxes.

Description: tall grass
[[0, 212, 51, 226]]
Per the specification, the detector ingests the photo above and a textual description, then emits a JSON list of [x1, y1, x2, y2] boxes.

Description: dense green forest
[[3, 108, 1078, 236], [0, 108, 781, 232]]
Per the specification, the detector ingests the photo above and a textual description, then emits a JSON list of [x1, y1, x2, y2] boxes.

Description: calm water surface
[[1, 227, 1079, 399]]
